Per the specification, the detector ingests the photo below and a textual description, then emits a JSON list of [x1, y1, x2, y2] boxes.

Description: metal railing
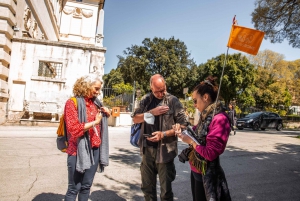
[[102, 87, 134, 112]]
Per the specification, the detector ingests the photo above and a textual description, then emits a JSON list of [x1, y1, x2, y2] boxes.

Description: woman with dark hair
[[176, 76, 231, 201], [64, 74, 111, 201]]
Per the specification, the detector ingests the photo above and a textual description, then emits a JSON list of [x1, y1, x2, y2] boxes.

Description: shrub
[[279, 110, 287, 116]]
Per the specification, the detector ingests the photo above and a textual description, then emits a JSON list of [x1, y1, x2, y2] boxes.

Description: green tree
[[247, 49, 284, 71], [116, 37, 196, 98], [248, 50, 293, 110], [198, 53, 257, 108], [251, 0, 300, 48], [103, 69, 124, 87], [185, 63, 203, 92], [287, 59, 300, 105]]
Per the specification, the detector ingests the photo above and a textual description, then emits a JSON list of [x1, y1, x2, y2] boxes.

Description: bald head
[[150, 74, 166, 99], [150, 74, 165, 86]]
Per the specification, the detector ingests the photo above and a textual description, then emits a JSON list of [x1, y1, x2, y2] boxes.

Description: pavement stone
[[0, 126, 299, 201]]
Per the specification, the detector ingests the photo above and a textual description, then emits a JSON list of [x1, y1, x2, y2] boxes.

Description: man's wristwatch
[[162, 131, 167, 138]]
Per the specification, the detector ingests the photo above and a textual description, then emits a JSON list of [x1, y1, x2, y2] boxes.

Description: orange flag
[[227, 25, 265, 55]]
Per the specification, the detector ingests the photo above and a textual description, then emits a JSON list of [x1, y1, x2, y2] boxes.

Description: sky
[[102, 0, 300, 74]]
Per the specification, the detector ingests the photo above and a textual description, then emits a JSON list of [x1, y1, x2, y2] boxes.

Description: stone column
[[95, 9, 104, 47]]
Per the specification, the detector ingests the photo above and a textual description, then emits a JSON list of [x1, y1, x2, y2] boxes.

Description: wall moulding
[[31, 75, 66, 83], [63, 6, 93, 18], [82, 9, 93, 18], [12, 37, 107, 52], [63, 6, 74, 15], [23, 8, 32, 31], [13, 80, 26, 84]]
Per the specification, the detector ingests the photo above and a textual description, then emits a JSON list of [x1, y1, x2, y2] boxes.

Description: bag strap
[[70, 97, 77, 108], [131, 94, 152, 136]]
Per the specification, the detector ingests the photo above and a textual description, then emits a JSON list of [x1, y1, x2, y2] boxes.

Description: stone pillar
[[95, 9, 104, 47]]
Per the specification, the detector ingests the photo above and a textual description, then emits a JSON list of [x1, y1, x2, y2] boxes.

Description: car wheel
[[276, 123, 283, 131], [237, 127, 243, 130], [253, 122, 260, 131], [261, 128, 266, 131]]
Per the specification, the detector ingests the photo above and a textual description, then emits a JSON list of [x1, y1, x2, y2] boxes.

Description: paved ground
[[0, 126, 299, 201]]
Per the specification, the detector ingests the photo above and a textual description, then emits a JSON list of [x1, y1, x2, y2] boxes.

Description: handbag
[[130, 123, 141, 148]]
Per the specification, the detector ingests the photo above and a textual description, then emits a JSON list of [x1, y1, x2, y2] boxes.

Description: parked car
[[236, 111, 283, 131]]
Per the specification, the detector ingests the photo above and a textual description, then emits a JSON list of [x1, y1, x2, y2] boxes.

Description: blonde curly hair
[[73, 74, 103, 97]]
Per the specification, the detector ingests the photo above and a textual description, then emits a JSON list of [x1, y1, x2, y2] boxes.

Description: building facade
[[0, 0, 106, 124]]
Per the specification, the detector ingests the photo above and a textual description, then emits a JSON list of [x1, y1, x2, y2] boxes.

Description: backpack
[[56, 97, 77, 152], [130, 94, 152, 148], [130, 123, 141, 147]]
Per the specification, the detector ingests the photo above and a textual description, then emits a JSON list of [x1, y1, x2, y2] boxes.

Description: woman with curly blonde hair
[[64, 73, 110, 201]]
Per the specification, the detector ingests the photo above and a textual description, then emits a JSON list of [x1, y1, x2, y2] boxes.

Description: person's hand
[[173, 123, 181, 136], [178, 129, 192, 145], [146, 131, 163, 142], [100, 107, 111, 117], [95, 112, 102, 124], [150, 106, 169, 116]]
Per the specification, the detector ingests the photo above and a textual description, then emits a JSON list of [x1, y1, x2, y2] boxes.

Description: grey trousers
[[65, 147, 99, 201], [140, 146, 176, 201]]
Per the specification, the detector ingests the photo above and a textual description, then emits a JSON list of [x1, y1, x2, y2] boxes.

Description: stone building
[[0, 0, 106, 125]]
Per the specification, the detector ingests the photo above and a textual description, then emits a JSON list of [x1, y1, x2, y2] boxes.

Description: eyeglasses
[[152, 89, 166, 95], [193, 99, 197, 104]]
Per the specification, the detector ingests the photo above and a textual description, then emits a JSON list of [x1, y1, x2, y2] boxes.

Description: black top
[[144, 95, 162, 147]]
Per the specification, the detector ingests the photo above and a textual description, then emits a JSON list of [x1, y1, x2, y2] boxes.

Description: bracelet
[[163, 131, 167, 138], [92, 121, 95, 127]]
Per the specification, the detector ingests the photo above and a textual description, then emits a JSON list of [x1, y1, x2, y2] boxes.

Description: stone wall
[[1, 0, 106, 124], [7, 38, 106, 121]]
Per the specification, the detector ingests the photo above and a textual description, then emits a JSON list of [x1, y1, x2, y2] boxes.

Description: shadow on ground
[[90, 190, 127, 201], [109, 147, 141, 168], [224, 142, 300, 201], [32, 193, 64, 201]]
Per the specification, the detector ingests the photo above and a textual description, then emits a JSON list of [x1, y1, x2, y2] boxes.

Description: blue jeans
[[65, 147, 99, 201]]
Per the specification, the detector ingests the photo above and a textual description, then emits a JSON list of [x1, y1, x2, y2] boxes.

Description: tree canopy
[[116, 36, 196, 98], [251, 0, 300, 48], [103, 68, 123, 87], [247, 50, 293, 109], [198, 53, 257, 107], [104, 36, 299, 114]]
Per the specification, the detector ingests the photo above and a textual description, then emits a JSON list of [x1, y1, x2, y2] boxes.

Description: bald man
[[132, 74, 188, 201]]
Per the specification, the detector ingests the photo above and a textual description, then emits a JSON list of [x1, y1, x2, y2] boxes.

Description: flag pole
[[213, 15, 237, 117], [212, 15, 236, 117], [212, 47, 229, 117]]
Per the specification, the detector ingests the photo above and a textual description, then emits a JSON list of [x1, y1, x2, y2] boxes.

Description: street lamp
[[134, 88, 141, 110]]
